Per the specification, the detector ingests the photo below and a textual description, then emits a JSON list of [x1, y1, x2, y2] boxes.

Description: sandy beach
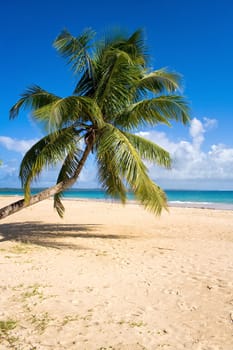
[[0, 197, 233, 349]]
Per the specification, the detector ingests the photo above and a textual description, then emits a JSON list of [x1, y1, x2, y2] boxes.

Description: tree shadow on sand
[[0, 221, 132, 250]]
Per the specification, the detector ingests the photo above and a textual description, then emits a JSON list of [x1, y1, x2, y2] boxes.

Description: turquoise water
[[0, 188, 233, 209]]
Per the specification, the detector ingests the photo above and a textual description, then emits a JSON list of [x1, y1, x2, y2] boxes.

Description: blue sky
[[0, 0, 233, 189]]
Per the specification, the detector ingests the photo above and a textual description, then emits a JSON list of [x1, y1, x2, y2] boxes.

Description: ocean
[[0, 188, 233, 210]]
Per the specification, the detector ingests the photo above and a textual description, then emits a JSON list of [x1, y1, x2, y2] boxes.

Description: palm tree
[[0, 28, 190, 220]]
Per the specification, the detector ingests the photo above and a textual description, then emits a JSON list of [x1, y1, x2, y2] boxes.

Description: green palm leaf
[[95, 49, 139, 113], [20, 128, 79, 201], [53, 29, 95, 74], [137, 68, 182, 95], [122, 132, 171, 168], [115, 95, 190, 130], [10, 85, 60, 119], [101, 28, 148, 66], [96, 124, 167, 214], [33, 96, 105, 131], [74, 67, 97, 96], [96, 153, 127, 203], [123, 29, 148, 66]]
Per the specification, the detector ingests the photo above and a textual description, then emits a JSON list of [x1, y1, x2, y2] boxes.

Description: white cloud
[[137, 117, 233, 188], [189, 118, 205, 149], [189, 118, 204, 138], [0, 136, 38, 154], [0, 158, 21, 187], [203, 117, 218, 130]]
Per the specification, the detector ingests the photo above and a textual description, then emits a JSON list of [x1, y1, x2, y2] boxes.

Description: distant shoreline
[[1, 194, 233, 211]]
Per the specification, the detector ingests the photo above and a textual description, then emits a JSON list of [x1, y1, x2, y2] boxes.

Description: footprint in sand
[[177, 300, 197, 311], [162, 288, 180, 295]]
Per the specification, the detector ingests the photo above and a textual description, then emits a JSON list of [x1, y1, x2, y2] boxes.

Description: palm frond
[[10, 85, 60, 119], [95, 50, 140, 115], [53, 195, 65, 219], [133, 180, 168, 214], [90, 30, 149, 113], [96, 124, 167, 214], [118, 29, 148, 66], [123, 132, 171, 168], [115, 95, 190, 130], [19, 128, 78, 201], [96, 146, 127, 202], [33, 96, 105, 131], [137, 68, 182, 95], [101, 28, 148, 66], [53, 28, 95, 74], [32, 96, 77, 131], [74, 66, 97, 96]]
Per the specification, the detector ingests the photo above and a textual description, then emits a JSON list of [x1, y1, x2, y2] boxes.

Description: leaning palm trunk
[[0, 144, 92, 220]]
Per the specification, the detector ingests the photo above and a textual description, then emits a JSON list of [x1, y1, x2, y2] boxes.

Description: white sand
[[0, 197, 233, 349]]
